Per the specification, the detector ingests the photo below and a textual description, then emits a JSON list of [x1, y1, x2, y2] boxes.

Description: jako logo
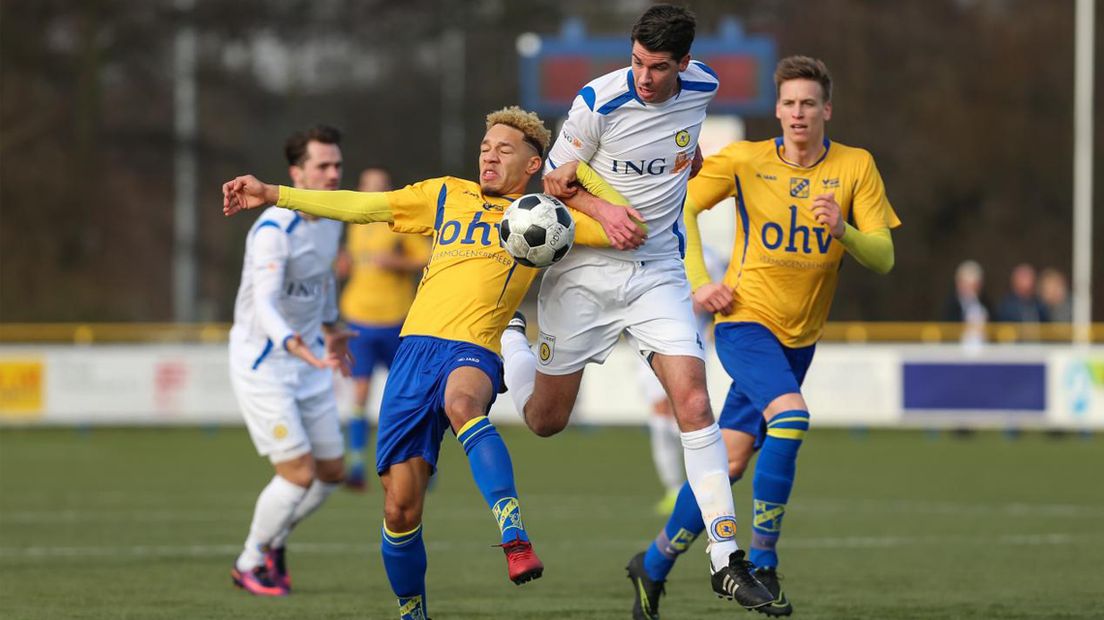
[[611, 158, 667, 176], [761, 206, 833, 254], [438, 211, 499, 247]]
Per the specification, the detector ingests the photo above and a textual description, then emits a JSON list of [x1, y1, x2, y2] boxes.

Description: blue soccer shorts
[[347, 320, 404, 379], [374, 335, 503, 475], [714, 322, 816, 449]]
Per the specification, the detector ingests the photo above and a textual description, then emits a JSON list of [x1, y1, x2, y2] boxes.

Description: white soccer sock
[[236, 475, 308, 572], [649, 414, 685, 491], [500, 328, 537, 420], [269, 480, 340, 549], [681, 423, 740, 572]]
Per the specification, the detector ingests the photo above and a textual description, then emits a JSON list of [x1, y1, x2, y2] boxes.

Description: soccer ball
[[499, 193, 575, 268]]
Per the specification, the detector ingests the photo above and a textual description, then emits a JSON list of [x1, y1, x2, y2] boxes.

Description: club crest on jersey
[[790, 177, 810, 198], [674, 129, 691, 148], [710, 517, 737, 541], [537, 332, 555, 365], [272, 423, 289, 440]]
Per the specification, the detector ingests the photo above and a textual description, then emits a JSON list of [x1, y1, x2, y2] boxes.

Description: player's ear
[[677, 53, 691, 72], [288, 165, 304, 187], [525, 155, 542, 176], [823, 100, 832, 122]]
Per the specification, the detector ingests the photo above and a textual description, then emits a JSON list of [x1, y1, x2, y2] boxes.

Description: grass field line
[[0, 532, 1093, 560], [3, 497, 1102, 524]]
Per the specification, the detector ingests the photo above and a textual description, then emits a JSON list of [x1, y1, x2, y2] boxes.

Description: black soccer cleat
[[710, 549, 773, 610], [626, 551, 664, 620], [505, 311, 527, 334], [752, 567, 793, 616]]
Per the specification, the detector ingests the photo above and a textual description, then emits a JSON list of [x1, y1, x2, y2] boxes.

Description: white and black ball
[[499, 193, 575, 268]]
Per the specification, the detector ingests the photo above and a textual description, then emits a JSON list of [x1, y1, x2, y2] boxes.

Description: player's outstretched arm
[[276, 187, 394, 224], [223, 175, 280, 216]]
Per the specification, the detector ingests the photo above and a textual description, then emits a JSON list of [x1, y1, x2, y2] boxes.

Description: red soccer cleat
[[231, 564, 288, 597], [500, 537, 544, 585]]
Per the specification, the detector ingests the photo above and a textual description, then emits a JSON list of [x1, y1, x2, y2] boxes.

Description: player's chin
[[479, 180, 503, 194]]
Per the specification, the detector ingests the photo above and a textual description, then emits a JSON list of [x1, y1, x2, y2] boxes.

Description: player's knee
[[275, 453, 316, 487], [445, 393, 485, 424], [523, 403, 570, 437], [383, 504, 422, 534], [315, 459, 345, 484], [728, 454, 755, 478], [674, 390, 713, 427]]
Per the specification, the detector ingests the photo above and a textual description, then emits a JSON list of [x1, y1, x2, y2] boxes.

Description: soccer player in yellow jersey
[[340, 168, 431, 490], [627, 56, 901, 618], [222, 106, 622, 620]]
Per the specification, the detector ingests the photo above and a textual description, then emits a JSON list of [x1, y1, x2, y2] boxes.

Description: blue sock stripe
[[457, 417, 493, 450], [382, 523, 423, 547]]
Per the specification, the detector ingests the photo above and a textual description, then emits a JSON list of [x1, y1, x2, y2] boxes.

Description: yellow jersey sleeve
[[384, 178, 450, 236], [850, 152, 901, 232], [683, 144, 743, 289], [278, 186, 392, 223]]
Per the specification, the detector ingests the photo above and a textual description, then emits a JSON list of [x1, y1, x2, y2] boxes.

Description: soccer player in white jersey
[[228, 125, 355, 596], [499, 4, 773, 613]]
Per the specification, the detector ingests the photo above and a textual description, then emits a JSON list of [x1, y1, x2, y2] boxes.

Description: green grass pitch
[[1, 426, 1101, 619]]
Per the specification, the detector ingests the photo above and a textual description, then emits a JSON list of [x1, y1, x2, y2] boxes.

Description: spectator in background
[[339, 168, 431, 491], [1038, 268, 1072, 322], [997, 263, 1049, 323], [942, 260, 990, 347]]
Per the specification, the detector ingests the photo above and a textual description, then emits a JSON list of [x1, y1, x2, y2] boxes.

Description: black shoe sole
[[511, 567, 543, 585], [754, 602, 793, 617]]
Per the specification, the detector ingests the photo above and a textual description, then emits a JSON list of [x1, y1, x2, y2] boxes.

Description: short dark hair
[[284, 125, 342, 167], [774, 55, 833, 102], [630, 4, 696, 60]]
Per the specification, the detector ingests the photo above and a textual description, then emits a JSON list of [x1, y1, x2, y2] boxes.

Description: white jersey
[[546, 61, 718, 262], [230, 207, 342, 367]]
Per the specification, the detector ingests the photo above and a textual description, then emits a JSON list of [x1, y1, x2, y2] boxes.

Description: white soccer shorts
[[536, 250, 705, 375], [229, 341, 344, 464]]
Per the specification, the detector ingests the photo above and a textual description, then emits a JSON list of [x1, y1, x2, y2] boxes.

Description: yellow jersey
[[383, 176, 540, 354], [684, 138, 901, 347], [340, 222, 431, 326]]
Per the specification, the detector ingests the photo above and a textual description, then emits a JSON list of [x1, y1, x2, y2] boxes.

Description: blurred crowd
[[942, 260, 1072, 343]]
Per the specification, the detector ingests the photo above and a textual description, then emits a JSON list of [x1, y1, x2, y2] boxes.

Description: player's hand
[[285, 334, 340, 371], [542, 161, 581, 199], [594, 200, 647, 250], [689, 145, 703, 179], [323, 329, 357, 378], [811, 192, 845, 238], [693, 282, 734, 315], [222, 175, 279, 217]]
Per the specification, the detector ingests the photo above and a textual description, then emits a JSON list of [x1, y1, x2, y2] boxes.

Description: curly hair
[[485, 106, 551, 157]]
